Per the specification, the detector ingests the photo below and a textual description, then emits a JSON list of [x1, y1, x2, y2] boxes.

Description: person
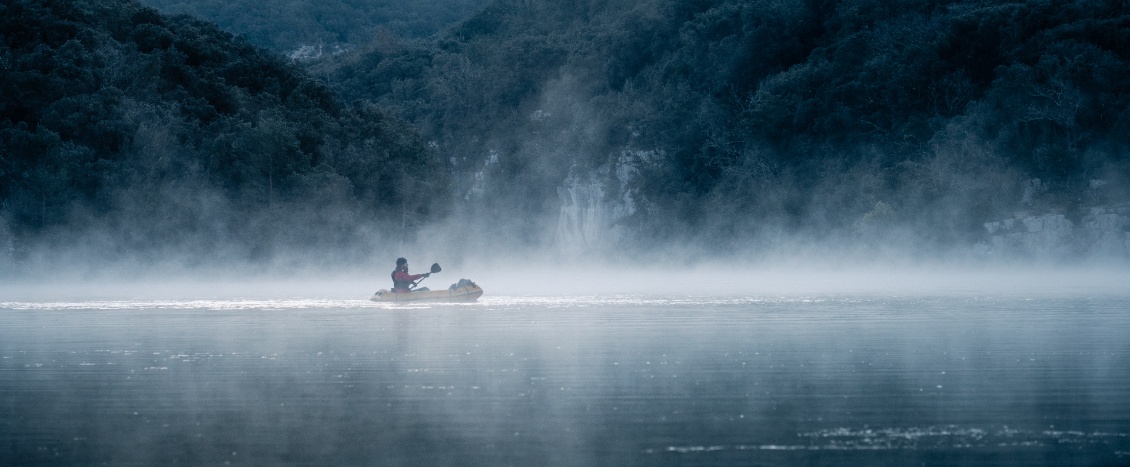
[[391, 257, 430, 293]]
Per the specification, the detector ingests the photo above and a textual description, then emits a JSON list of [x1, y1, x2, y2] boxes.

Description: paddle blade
[[430, 263, 442, 274]]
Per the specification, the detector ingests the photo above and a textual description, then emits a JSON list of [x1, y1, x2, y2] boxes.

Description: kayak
[[371, 283, 483, 303]]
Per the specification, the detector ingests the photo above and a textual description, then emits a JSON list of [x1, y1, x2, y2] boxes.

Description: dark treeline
[[137, 0, 490, 53], [320, 0, 1130, 259], [1, 0, 447, 269], [4, 0, 1130, 270]]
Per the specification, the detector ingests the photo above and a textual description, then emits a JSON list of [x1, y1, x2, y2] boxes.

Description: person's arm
[[396, 271, 425, 282]]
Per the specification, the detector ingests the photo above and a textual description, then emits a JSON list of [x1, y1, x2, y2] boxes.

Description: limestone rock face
[[982, 205, 1130, 260], [554, 150, 659, 255]]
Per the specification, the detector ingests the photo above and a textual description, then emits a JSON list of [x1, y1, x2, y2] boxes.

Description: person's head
[[396, 257, 407, 269]]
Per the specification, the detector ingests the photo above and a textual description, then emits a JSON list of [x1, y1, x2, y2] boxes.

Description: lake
[[2, 291, 1129, 465]]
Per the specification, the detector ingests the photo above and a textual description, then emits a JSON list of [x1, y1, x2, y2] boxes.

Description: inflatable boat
[[371, 280, 483, 303]]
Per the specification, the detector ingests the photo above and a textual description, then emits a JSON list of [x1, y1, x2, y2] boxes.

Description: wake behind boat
[[371, 279, 483, 303]]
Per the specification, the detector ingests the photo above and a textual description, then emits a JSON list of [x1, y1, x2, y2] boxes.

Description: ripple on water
[[658, 425, 1130, 453]]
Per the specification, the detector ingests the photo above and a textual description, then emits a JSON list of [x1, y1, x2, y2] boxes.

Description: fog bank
[[4, 263, 1127, 303]]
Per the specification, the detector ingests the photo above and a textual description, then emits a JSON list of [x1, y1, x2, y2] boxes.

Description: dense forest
[[1, 0, 448, 272], [3, 0, 1129, 274], [137, 0, 490, 55], [318, 0, 1130, 261]]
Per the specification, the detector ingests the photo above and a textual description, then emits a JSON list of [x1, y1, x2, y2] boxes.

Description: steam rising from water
[[2, 264, 1128, 302], [3, 290, 1128, 465]]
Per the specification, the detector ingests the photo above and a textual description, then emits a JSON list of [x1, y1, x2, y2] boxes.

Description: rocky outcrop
[[554, 149, 659, 254], [982, 205, 1130, 260]]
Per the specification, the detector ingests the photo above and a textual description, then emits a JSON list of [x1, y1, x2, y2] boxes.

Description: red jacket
[[391, 267, 424, 293]]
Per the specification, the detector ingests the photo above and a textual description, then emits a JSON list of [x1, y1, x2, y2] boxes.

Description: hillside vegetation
[[4, 0, 1129, 270], [137, 0, 490, 53], [1, 0, 448, 270], [320, 0, 1130, 259]]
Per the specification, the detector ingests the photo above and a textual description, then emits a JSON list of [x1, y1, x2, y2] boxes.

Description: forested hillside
[[320, 0, 1130, 260], [138, 0, 489, 54], [0, 0, 448, 271], [4, 0, 1129, 271]]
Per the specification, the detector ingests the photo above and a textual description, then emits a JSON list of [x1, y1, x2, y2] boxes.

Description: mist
[[7, 2, 1130, 465], [5, 0, 1130, 282], [5, 282, 1129, 465], [307, 0, 1130, 274]]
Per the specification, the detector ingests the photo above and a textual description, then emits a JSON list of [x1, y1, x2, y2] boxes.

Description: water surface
[[2, 294, 1128, 465]]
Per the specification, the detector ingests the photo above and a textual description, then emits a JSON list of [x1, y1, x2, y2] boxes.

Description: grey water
[[2, 294, 1129, 466]]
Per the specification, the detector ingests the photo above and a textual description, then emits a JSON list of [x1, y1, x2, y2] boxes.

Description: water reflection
[[1, 295, 1128, 465]]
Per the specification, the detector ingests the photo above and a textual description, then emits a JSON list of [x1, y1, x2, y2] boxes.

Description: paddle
[[411, 263, 442, 289]]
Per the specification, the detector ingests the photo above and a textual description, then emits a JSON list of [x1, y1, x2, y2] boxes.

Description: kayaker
[[391, 257, 430, 293]]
